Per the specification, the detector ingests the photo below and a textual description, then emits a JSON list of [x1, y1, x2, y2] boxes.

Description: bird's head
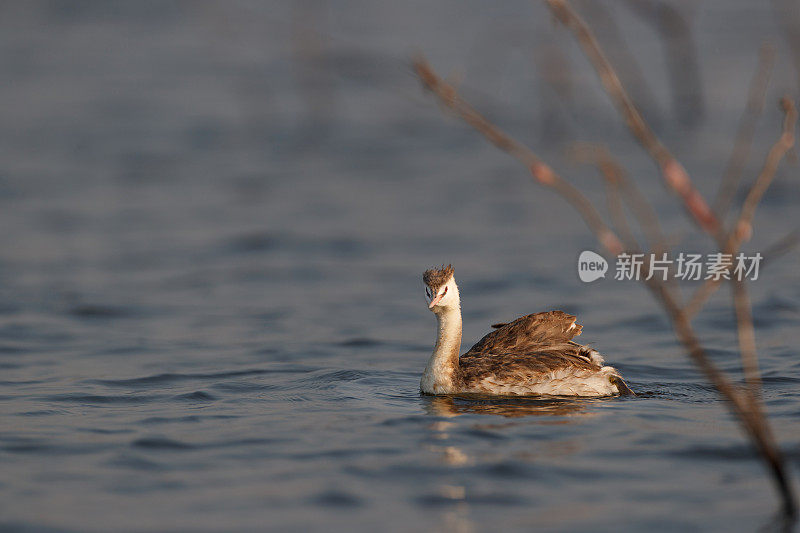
[[423, 264, 459, 313]]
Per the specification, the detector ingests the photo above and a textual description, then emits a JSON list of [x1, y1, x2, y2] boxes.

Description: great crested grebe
[[421, 265, 632, 397]]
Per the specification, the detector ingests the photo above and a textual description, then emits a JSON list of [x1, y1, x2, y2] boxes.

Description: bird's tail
[[610, 375, 635, 396]]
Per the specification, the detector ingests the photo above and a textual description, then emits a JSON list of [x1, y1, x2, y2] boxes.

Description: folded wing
[[465, 310, 585, 357]]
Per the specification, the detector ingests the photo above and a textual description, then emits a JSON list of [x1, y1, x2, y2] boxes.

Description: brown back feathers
[[465, 311, 584, 358]]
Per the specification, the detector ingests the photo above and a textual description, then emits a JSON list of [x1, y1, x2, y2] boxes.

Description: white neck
[[420, 305, 462, 394]]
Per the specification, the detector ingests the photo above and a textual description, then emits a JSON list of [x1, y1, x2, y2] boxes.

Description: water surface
[[0, 2, 799, 531]]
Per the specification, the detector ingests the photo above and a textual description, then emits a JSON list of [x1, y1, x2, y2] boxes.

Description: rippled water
[[1, 2, 799, 531]]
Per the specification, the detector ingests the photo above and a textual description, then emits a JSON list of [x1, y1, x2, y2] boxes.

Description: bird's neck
[[421, 306, 462, 394]]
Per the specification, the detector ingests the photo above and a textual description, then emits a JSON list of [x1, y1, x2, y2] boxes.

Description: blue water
[[1, 2, 799, 531]]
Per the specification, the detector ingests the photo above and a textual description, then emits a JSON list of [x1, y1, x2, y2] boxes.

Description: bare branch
[[646, 275, 796, 517], [574, 0, 664, 127], [729, 98, 798, 252], [605, 171, 639, 250], [622, 0, 704, 127], [413, 57, 623, 256], [732, 280, 760, 395], [715, 43, 776, 220], [724, 98, 796, 407], [570, 143, 666, 252], [544, 0, 720, 235], [771, 0, 800, 95], [684, 98, 797, 318], [600, 154, 639, 252], [568, 143, 638, 251], [762, 228, 800, 267]]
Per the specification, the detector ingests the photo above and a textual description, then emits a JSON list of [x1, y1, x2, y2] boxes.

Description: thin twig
[[646, 275, 796, 517], [568, 143, 638, 251], [413, 58, 623, 256], [544, 0, 720, 235], [729, 98, 798, 252], [622, 0, 704, 128], [570, 143, 687, 297], [574, 0, 664, 128], [732, 279, 761, 395], [601, 157, 639, 252], [762, 229, 800, 268], [725, 100, 798, 406], [570, 143, 666, 252], [715, 43, 776, 220], [717, 99, 797, 403], [685, 98, 797, 318], [771, 0, 800, 95]]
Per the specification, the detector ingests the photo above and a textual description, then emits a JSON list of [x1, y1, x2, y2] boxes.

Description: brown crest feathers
[[423, 264, 455, 290]]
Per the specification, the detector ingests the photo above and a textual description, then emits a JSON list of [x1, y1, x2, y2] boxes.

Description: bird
[[421, 265, 633, 397]]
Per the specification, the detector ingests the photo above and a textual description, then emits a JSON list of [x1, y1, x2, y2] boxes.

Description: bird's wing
[[465, 311, 584, 357], [458, 348, 598, 386]]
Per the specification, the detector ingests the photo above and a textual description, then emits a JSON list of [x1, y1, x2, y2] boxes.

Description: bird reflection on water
[[419, 395, 614, 533], [423, 394, 611, 419]]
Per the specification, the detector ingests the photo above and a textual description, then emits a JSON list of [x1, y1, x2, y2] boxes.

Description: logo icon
[[578, 250, 608, 282]]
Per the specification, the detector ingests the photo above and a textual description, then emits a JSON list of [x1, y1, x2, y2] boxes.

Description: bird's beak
[[428, 292, 444, 309]]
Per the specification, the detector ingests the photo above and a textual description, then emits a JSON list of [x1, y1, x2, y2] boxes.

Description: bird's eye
[[441, 286, 448, 296]]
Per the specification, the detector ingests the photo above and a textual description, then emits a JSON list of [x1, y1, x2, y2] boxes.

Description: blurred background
[[1, 1, 799, 531]]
